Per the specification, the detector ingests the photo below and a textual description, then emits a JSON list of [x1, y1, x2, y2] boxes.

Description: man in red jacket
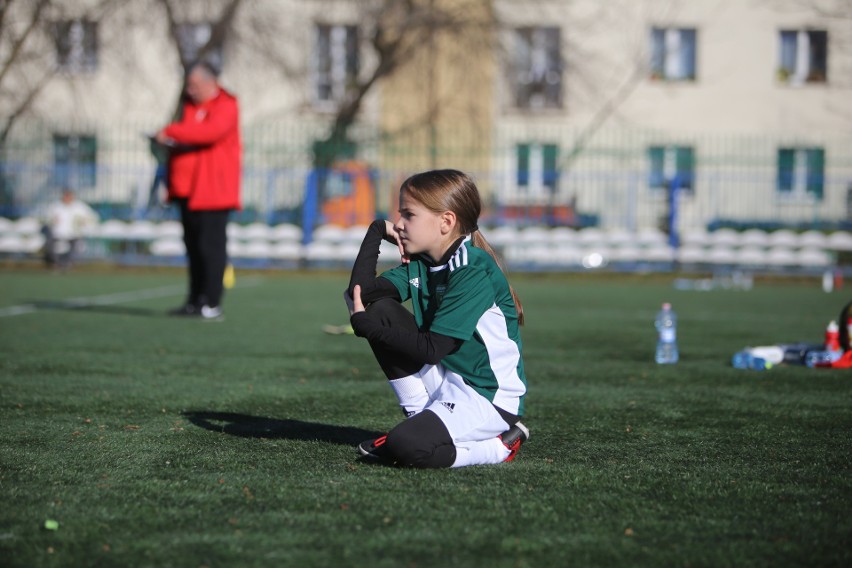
[[157, 61, 241, 320]]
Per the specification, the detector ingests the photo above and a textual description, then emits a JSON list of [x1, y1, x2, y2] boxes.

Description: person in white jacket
[[42, 189, 98, 269]]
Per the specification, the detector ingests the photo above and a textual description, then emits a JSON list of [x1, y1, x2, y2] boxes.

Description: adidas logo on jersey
[[441, 402, 456, 412], [409, 277, 421, 289]]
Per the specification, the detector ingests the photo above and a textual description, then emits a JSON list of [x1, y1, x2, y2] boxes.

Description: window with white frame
[[53, 134, 97, 189], [176, 22, 224, 71], [54, 19, 98, 73], [650, 27, 696, 81], [778, 30, 828, 84], [648, 146, 694, 193], [313, 24, 359, 106], [515, 143, 560, 199], [777, 147, 824, 200], [510, 27, 562, 109]]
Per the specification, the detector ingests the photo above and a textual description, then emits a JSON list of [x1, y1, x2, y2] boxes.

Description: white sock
[[388, 376, 429, 417], [451, 438, 511, 468]]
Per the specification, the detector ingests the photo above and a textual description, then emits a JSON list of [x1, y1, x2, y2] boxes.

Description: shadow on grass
[[183, 410, 381, 445]]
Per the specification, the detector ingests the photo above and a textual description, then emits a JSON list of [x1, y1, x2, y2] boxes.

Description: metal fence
[[3, 119, 852, 234]]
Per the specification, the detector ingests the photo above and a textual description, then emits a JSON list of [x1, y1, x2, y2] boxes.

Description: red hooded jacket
[[164, 88, 241, 211]]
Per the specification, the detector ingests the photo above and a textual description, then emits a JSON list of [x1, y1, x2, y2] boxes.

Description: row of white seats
[[503, 243, 834, 268], [1, 231, 833, 269], [245, 224, 852, 252], [315, 224, 852, 251], [0, 234, 45, 254], [5, 216, 852, 251], [145, 236, 834, 269], [4, 216, 851, 265], [150, 238, 401, 262], [681, 228, 852, 250], [494, 226, 852, 250], [0, 217, 307, 243]]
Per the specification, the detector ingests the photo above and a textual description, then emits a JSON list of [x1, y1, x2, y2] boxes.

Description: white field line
[[0, 277, 262, 318]]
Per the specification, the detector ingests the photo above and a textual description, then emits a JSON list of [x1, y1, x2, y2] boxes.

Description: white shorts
[[414, 363, 511, 443]]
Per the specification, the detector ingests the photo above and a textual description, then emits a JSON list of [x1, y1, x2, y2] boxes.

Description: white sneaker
[[200, 305, 223, 321]]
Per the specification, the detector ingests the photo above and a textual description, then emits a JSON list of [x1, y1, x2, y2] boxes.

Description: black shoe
[[169, 304, 199, 317], [357, 435, 393, 463], [499, 421, 529, 462]]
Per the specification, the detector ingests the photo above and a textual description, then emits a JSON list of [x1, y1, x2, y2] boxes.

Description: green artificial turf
[[0, 267, 850, 567]]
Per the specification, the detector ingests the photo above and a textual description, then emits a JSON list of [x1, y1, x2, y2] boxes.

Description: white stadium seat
[[270, 223, 302, 242], [241, 222, 272, 240], [337, 242, 362, 261], [706, 246, 737, 264], [344, 226, 370, 244], [766, 246, 797, 267], [739, 229, 769, 247], [548, 227, 578, 245], [14, 217, 42, 235], [681, 229, 711, 247], [827, 231, 852, 251], [796, 248, 832, 267], [155, 221, 183, 239], [0, 234, 25, 253], [577, 227, 605, 245], [609, 245, 641, 263], [240, 240, 273, 258], [270, 241, 302, 260], [378, 240, 403, 263], [518, 226, 551, 245], [797, 230, 827, 249], [768, 230, 797, 248], [303, 241, 337, 261], [735, 246, 768, 267], [551, 245, 584, 266], [641, 244, 675, 263], [636, 227, 667, 247], [708, 228, 738, 247], [227, 240, 244, 257], [126, 220, 157, 241], [605, 229, 633, 247], [150, 238, 185, 257], [312, 225, 347, 244], [485, 226, 519, 247], [226, 223, 243, 239], [677, 245, 706, 264], [98, 220, 130, 239]]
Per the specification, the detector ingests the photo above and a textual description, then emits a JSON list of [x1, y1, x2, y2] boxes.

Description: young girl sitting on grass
[[345, 169, 529, 468]]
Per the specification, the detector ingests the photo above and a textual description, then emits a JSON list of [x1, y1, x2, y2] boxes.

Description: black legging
[[179, 199, 230, 308], [360, 298, 455, 467]]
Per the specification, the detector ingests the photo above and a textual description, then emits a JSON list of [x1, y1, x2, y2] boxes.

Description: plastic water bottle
[[655, 302, 679, 364], [805, 350, 843, 368], [731, 345, 783, 370], [805, 320, 844, 368], [731, 350, 772, 370]]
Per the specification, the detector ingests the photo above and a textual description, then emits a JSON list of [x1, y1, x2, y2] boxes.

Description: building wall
[[491, 0, 852, 229], [2, 0, 851, 229]]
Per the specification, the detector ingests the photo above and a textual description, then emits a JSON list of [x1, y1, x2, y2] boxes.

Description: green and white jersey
[[380, 236, 527, 416]]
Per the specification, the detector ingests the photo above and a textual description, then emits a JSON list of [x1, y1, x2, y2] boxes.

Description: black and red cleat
[[357, 434, 393, 463], [499, 421, 530, 462]]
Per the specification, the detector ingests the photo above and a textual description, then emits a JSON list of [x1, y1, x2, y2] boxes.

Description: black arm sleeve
[[347, 219, 400, 304], [350, 311, 462, 366], [348, 220, 462, 365]]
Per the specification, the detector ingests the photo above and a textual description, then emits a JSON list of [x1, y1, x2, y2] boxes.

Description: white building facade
[[2, 0, 850, 233]]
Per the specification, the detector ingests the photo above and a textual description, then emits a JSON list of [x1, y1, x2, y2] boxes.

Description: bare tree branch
[[0, 68, 53, 145], [194, 0, 245, 72], [0, 0, 51, 87]]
